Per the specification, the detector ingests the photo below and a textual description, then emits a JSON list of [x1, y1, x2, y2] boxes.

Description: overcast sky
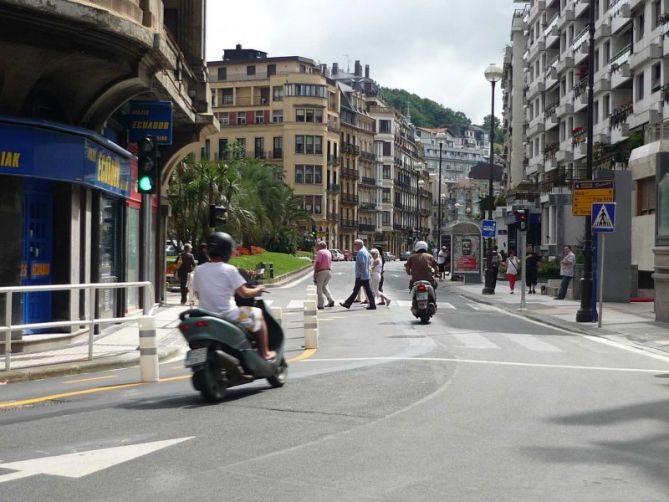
[[206, 1, 524, 125]]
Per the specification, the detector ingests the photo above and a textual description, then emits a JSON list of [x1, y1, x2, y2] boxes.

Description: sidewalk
[[1, 265, 313, 384], [451, 280, 669, 357]]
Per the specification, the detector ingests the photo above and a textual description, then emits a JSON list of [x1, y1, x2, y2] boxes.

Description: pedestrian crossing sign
[[591, 202, 615, 233]]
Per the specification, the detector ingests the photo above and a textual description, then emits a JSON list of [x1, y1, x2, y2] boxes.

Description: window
[[299, 64, 306, 73], [382, 142, 392, 156], [222, 89, 233, 105], [304, 165, 313, 184], [603, 41, 610, 64], [300, 195, 322, 214], [594, 100, 599, 124], [382, 188, 391, 202], [315, 109, 323, 123], [636, 13, 645, 42], [218, 139, 228, 160], [382, 211, 390, 226], [636, 71, 645, 101], [267, 64, 276, 76], [383, 165, 391, 179], [254, 137, 264, 158], [285, 84, 326, 98], [637, 176, 656, 215], [379, 120, 392, 133], [273, 86, 283, 101], [603, 93, 610, 117], [305, 109, 314, 122], [652, 63, 662, 92], [247, 65, 256, 76], [272, 110, 283, 123], [219, 112, 229, 126], [273, 137, 283, 159], [236, 112, 246, 125], [217, 67, 227, 81], [255, 111, 264, 124], [654, 0, 662, 29], [295, 166, 304, 184], [594, 49, 599, 73], [296, 109, 305, 122], [295, 135, 323, 154], [236, 138, 246, 157]]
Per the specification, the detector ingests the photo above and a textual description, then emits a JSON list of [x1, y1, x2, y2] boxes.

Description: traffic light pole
[[141, 193, 151, 287]]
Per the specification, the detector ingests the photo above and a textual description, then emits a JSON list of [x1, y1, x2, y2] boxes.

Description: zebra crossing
[[272, 299, 499, 312], [440, 329, 563, 353]]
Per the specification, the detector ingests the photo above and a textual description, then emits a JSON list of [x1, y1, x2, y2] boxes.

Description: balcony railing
[[327, 212, 340, 221], [609, 44, 632, 69], [340, 218, 358, 229], [341, 193, 359, 204], [341, 167, 358, 178], [358, 223, 376, 232], [609, 103, 633, 128], [359, 202, 377, 211], [328, 183, 341, 193], [360, 176, 377, 187], [327, 156, 340, 166], [360, 151, 375, 161]]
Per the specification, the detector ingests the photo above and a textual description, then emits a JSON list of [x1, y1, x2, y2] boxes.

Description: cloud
[[206, 0, 520, 124]]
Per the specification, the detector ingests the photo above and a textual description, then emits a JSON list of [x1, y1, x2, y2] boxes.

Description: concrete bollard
[[139, 315, 159, 382], [303, 300, 319, 349], [270, 306, 283, 326]]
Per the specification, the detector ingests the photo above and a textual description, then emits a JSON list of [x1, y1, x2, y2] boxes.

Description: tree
[[481, 114, 504, 144], [381, 88, 472, 128]]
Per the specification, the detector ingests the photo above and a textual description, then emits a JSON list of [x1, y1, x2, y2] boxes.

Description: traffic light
[[515, 209, 528, 231], [137, 136, 158, 194], [209, 204, 227, 228]]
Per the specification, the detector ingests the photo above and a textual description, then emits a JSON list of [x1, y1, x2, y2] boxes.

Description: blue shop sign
[[0, 116, 132, 197], [128, 100, 173, 145]]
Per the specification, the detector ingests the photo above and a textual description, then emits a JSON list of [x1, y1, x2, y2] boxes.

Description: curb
[[457, 290, 669, 358], [265, 264, 313, 286], [0, 345, 182, 384]]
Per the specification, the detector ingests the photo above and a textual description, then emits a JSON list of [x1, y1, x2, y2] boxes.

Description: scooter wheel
[[267, 358, 288, 388], [196, 362, 227, 403], [419, 314, 430, 325]]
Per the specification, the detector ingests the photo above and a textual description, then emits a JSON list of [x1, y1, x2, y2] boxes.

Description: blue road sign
[[592, 202, 615, 233], [482, 219, 496, 238]]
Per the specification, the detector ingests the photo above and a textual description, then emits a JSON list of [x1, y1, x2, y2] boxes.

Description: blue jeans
[[557, 275, 572, 299]]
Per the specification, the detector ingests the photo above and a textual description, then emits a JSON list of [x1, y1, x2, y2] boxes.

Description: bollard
[[268, 263, 274, 278], [139, 316, 159, 382], [303, 300, 319, 349], [270, 306, 283, 327]]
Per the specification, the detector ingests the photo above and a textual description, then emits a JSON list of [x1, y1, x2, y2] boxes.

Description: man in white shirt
[[193, 232, 276, 360], [555, 245, 576, 300], [436, 246, 448, 280]]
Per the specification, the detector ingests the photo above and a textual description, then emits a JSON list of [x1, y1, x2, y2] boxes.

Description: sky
[[206, 1, 525, 126]]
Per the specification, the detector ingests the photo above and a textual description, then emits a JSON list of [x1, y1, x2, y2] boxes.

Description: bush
[[538, 259, 561, 280]]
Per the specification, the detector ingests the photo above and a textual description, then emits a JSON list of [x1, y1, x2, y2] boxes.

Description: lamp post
[[436, 132, 445, 248], [482, 62, 503, 295]]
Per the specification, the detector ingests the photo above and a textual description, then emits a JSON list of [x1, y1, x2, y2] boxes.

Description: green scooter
[[178, 298, 287, 402]]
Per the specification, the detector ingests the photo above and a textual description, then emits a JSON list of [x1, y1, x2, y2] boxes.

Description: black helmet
[[206, 232, 235, 262]]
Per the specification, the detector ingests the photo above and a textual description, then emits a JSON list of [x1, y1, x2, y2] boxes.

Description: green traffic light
[[138, 176, 154, 192]]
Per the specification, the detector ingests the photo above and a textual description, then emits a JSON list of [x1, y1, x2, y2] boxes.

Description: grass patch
[[230, 251, 312, 277]]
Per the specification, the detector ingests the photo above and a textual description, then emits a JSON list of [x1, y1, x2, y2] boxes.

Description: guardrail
[[0, 281, 154, 372]]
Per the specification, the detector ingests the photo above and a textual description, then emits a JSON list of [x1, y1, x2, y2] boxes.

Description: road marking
[[498, 333, 561, 352], [301, 357, 669, 374], [288, 348, 317, 362], [273, 269, 312, 289], [466, 303, 500, 312], [263, 299, 274, 307], [0, 437, 194, 484], [452, 333, 500, 349], [62, 376, 117, 385], [286, 300, 304, 310], [395, 300, 456, 309]]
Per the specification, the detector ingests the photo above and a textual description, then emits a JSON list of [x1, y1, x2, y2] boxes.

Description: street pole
[[437, 141, 443, 248], [576, 2, 596, 322], [520, 231, 527, 310], [598, 233, 606, 328]]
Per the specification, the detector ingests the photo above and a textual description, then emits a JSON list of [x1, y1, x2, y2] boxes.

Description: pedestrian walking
[[505, 249, 519, 294], [525, 244, 539, 294], [340, 239, 376, 310], [376, 245, 386, 294], [490, 245, 502, 289], [370, 248, 390, 306], [313, 241, 335, 310], [195, 243, 209, 265], [555, 245, 576, 300], [437, 246, 448, 281], [175, 244, 196, 305]]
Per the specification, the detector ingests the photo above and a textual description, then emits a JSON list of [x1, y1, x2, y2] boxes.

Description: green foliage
[[230, 251, 311, 278], [538, 259, 561, 280], [381, 88, 471, 128], [481, 114, 504, 144]]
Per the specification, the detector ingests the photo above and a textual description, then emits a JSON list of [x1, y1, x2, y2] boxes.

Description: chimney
[[354, 60, 362, 76], [332, 62, 339, 74], [236, 44, 242, 50], [365, 64, 370, 78]]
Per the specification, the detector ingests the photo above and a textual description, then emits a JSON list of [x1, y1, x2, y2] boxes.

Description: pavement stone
[[450, 279, 669, 358]]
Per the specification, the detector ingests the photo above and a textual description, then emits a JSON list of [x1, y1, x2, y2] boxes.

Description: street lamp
[[436, 132, 446, 248], [482, 63, 503, 295]]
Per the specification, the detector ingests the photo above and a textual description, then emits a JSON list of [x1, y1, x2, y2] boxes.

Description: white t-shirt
[[437, 250, 446, 265], [192, 262, 246, 320]]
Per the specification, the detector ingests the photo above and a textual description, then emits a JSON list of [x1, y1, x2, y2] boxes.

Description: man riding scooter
[[192, 232, 276, 360], [404, 241, 438, 289]]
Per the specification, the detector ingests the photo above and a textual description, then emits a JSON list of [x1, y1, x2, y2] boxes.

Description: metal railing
[[1, 281, 154, 372]]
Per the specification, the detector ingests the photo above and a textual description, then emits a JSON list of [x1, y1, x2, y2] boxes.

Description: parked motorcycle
[[178, 297, 287, 402], [410, 280, 437, 324]]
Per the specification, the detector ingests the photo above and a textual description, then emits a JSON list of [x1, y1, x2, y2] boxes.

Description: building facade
[[0, 0, 213, 334]]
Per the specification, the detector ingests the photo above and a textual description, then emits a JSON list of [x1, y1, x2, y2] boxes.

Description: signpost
[[482, 219, 496, 238], [572, 180, 614, 216], [592, 202, 616, 328]]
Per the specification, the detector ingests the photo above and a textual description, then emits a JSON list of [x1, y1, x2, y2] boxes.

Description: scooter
[[410, 280, 437, 324], [178, 297, 287, 403]]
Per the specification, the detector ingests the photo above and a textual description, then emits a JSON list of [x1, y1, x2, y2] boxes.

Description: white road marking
[[301, 357, 669, 374], [262, 299, 274, 307], [452, 332, 501, 349], [0, 437, 194, 484], [498, 333, 562, 352], [272, 269, 313, 289], [466, 303, 500, 312], [286, 300, 304, 310], [395, 300, 456, 309]]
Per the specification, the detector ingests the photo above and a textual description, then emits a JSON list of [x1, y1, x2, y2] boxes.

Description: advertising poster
[[453, 234, 481, 274]]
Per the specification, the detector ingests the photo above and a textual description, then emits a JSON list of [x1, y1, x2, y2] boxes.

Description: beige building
[[205, 45, 341, 247]]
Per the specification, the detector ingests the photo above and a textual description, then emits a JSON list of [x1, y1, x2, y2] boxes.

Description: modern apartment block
[[205, 45, 341, 248], [504, 0, 668, 310]]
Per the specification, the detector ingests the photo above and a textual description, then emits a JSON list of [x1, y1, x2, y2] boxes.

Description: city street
[[1, 261, 669, 501]]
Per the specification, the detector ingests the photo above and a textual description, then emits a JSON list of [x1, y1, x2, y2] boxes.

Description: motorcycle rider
[[192, 232, 276, 360], [404, 240, 438, 290]]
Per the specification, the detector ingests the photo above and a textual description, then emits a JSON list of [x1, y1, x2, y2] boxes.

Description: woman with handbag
[[176, 244, 196, 305], [505, 249, 519, 294]]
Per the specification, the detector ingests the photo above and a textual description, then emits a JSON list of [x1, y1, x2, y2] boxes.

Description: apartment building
[[206, 45, 341, 248], [416, 127, 491, 181], [505, 0, 668, 307]]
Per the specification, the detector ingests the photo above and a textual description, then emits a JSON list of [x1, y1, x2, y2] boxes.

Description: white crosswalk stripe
[[395, 300, 456, 309], [466, 303, 500, 312], [497, 333, 561, 352], [451, 332, 501, 349], [286, 299, 304, 310]]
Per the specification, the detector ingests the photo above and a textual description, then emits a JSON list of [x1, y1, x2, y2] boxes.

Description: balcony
[[629, 43, 662, 70], [360, 151, 375, 162], [556, 102, 574, 118], [528, 38, 546, 62], [557, 56, 574, 74], [610, 1, 631, 34], [327, 212, 340, 222], [340, 218, 358, 230], [360, 176, 377, 187], [557, 4, 575, 30], [342, 143, 360, 155], [527, 120, 545, 137], [327, 156, 340, 166], [328, 183, 341, 193], [596, 19, 611, 40], [341, 167, 358, 179], [574, 92, 588, 113], [358, 223, 376, 233], [341, 193, 359, 205], [327, 119, 340, 134], [594, 76, 611, 94], [574, 0, 589, 19], [359, 202, 377, 211], [527, 80, 545, 100], [528, 0, 545, 24]]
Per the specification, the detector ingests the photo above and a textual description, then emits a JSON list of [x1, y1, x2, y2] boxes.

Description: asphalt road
[[1, 260, 669, 501]]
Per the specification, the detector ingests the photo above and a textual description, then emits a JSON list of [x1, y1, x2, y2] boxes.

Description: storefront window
[[126, 206, 140, 311], [99, 195, 120, 319]]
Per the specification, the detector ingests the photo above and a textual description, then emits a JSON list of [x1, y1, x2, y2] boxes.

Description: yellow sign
[[31, 263, 50, 277], [0, 150, 21, 168], [572, 180, 614, 216]]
